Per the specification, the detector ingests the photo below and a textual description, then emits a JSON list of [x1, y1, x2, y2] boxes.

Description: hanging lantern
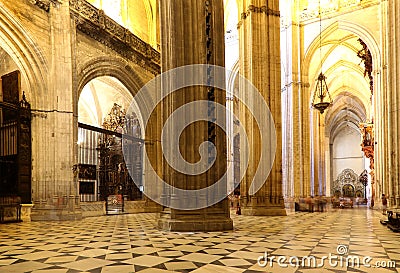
[[312, 72, 332, 114], [312, 1, 333, 115]]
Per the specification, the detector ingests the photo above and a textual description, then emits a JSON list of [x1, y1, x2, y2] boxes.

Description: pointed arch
[[76, 56, 152, 138], [0, 5, 48, 107], [303, 20, 381, 74], [227, 59, 239, 96], [77, 56, 145, 98]]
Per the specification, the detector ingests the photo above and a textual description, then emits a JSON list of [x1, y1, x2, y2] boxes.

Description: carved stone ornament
[[29, 0, 60, 12], [237, 5, 280, 28], [299, 0, 363, 21], [331, 169, 365, 197], [69, 0, 160, 75], [102, 103, 126, 132], [29, 0, 50, 12]]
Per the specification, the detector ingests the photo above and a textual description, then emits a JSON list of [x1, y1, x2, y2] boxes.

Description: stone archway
[[75, 58, 161, 216], [303, 19, 376, 198], [0, 5, 47, 106], [0, 5, 49, 211]]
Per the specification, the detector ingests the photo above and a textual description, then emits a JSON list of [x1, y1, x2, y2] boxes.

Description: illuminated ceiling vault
[[81, 0, 373, 142]]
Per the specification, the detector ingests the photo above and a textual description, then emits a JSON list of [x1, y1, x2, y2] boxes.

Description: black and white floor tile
[[0, 208, 399, 272]]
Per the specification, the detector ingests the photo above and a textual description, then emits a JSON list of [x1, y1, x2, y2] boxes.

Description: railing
[[0, 121, 18, 156], [78, 123, 144, 203], [0, 195, 22, 223]]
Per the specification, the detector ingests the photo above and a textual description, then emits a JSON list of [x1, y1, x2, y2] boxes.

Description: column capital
[[237, 5, 280, 29]]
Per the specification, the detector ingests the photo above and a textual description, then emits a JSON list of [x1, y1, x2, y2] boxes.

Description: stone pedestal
[[30, 207, 82, 221], [20, 204, 34, 222], [158, 204, 232, 232], [241, 196, 286, 216], [241, 205, 290, 216], [31, 195, 82, 221], [124, 200, 162, 214]]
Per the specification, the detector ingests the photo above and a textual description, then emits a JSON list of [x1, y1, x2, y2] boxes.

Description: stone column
[[157, 0, 233, 231], [238, 0, 286, 216], [280, 3, 312, 209], [314, 114, 327, 197], [31, 0, 81, 220], [280, 1, 312, 204], [384, 0, 400, 208]]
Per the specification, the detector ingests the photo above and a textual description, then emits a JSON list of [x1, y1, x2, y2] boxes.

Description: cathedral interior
[[0, 0, 400, 272]]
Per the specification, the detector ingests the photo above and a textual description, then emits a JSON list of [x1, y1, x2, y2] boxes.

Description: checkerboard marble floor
[[1, 208, 399, 273]]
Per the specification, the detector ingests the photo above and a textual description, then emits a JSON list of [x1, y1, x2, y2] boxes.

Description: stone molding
[[69, 0, 160, 75], [299, 0, 379, 22], [331, 168, 365, 197], [29, 0, 50, 12], [282, 81, 311, 91], [237, 5, 280, 28], [29, 0, 61, 12], [237, 5, 281, 28]]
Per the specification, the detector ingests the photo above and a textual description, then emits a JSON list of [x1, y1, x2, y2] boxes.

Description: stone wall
[[80, 201, 161, 218], [0, 0, 159, 220]]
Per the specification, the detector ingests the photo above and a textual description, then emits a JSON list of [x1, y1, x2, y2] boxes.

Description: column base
[[395, 196, 400, 208], [31, 206, 82, 221], [124, 200, 162, 214], [158, 211, 233, 232], [241, 206, 287, 216]]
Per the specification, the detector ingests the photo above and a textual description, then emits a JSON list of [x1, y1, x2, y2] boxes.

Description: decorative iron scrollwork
[[19, 92, 31, 110]]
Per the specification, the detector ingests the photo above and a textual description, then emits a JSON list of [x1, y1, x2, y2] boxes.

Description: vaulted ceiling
[[80, 0, 373, 144], [78, 76, 134, 127]]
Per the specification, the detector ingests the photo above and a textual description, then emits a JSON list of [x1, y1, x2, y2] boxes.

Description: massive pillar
[[238, 0, 286, 215], [31, 1, 81, 220], [383, 0, 400, 208], [313, 114, 327, 197], [280, 2, 312, 205], [157, 0, 233, 231]]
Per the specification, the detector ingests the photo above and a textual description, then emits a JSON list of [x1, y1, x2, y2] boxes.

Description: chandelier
[[312, 1, 332, 114], [312, 72, 332, 114]]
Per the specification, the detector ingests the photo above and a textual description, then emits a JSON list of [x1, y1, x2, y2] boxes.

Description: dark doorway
[[343, 184, 355, 198], [0, 70, 31, 203]]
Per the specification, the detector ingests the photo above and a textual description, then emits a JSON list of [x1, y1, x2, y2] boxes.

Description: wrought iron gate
[[77, 104, 143, 209], [0, 70, 31, 204]]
